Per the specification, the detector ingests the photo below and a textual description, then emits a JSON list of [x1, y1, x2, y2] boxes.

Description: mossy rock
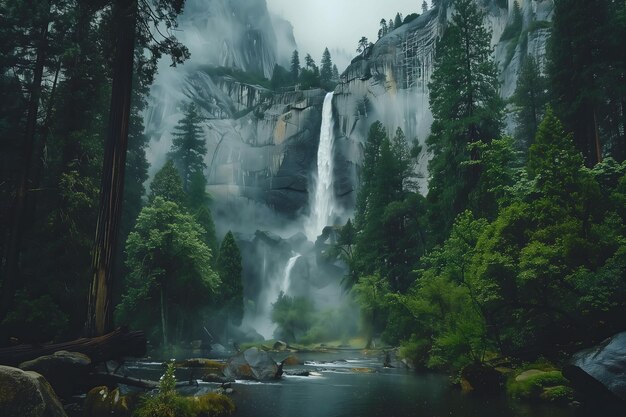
[[188, 393, 235, 417], [507, 369, 572, 402], [178, 359, 226, 372], [540, 385, 575, 404]]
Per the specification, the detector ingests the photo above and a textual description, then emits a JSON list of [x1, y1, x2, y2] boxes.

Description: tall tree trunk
[[86, 0, 138, 337], [0, 13, 49, 320], [160, 287, 168, 347]]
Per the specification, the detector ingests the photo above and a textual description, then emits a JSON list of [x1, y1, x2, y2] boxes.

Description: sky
[[266, 0, 430, 71]]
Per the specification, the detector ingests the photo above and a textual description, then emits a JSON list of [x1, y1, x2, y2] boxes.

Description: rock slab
[[564, 331, 626, 402]]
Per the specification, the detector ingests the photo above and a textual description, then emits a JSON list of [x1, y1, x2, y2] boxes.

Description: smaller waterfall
[[305, 92, 336, 241], [280, 254, 301, 296]]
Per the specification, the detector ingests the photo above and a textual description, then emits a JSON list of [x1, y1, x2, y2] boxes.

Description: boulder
[[19, 351, 91, 398], [563, 331, 626, 403], [0, 365, 67, 417], [273, 341, 288, 351], [223, 347, 280, 381], [460, 363, 504, 395]]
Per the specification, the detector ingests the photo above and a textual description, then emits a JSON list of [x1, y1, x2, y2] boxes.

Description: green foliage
[[511, 56, 548, 150], [0, 292, 68, 343], [169, 102, 207, 191], [271, 292, 315, 342], [270, 64, 292, 90], [135, 361, 193, 417], [290, 50, 300, 83], [116, 197, 219, 346], [353, 274, 391, 347], [150, 160, 186, 204], [320, 47, 333, 85], [188, 393, 235, 417], [215, 231, 244, 326], [427, 0, 504, 241]]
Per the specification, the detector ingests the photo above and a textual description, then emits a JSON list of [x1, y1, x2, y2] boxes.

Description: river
[[124, 350, 622, 417]]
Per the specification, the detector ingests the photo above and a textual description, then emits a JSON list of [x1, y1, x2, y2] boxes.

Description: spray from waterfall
[[305, 92, 336, 241]]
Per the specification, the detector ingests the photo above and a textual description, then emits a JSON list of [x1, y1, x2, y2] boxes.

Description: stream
[[123, 350, 622, 417]]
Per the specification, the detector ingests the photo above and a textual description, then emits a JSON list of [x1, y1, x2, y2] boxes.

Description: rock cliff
[[332, 0, 554, 204]]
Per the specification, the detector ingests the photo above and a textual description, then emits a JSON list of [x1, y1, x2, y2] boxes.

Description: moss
[[540, 385, 575, 403], [189, 393, 235, 417], [507, 369, 571, 401]]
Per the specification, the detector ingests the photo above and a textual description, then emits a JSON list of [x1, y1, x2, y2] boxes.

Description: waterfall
[[280, 254, 301, 296], [305, 92, 336, 241]]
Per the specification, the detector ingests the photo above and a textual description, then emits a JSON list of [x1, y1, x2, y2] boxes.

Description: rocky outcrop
[[334, 1, 554, 198], [0, 365, 67, 417], [563, 331, 626, 403], [223, 347, 281, 381], [19, 351, 91, 398]]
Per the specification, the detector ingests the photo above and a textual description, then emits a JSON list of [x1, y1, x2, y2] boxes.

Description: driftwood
[[0, 328, 146, 367], [89, 372, 197, 390]]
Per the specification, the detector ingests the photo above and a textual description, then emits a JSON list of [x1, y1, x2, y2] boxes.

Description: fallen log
[[88, 372, 198, 390], [0, 328, 146, 367]]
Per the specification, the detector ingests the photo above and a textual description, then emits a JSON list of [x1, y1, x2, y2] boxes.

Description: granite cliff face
[[144, 0, 329, 231], [332, 0, 554, 206]]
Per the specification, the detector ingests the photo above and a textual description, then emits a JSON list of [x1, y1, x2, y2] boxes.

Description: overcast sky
[[266, 0, 430, 71]]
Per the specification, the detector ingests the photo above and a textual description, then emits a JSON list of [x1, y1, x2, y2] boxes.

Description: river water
[[124, 350, 621, 417]]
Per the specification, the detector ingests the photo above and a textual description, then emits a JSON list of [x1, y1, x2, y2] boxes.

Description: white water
[[280, 254, 301, 296], [305, 92, 336, 241]]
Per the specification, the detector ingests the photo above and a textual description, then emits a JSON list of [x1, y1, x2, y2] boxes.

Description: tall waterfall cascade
[[305, 92, 337, 241], [280, 254, 301, 296]]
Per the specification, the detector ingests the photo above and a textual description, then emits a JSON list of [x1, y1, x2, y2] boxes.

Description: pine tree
[[549, 0, 613, 165], [388, 18, 395, 32], [332, 64, 340, 81], [394, 13, 403, 29], [357, 36, 369, 54], [320, 47, 333, 84], [290, 50, 300, 82], [169, 102, 206, 192], [149, 160, 185, 204], [379, 18, 388, 39], [427, 0, 504, 240], [187, 171, 217, 252], [216, 231, 244, 326], [422, 1, 428, 14], [511, 55, 548, 151]]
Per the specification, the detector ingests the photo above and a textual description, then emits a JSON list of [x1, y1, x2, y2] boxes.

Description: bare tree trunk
[[86, 0, 138, 336], [160, 286, 168, 347], [1, 12, 49, 320]]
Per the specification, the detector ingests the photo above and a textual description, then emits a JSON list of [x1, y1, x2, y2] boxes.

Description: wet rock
[[19, 351, 91, 398], [460, 363, 504, 395], [273, 341, 288, 351], [281, 355, 300, 366], [223, 347, 280, 381], [0, 365, 67, 417], [563, 331, 626, 403], [286, 370, 310, 377]]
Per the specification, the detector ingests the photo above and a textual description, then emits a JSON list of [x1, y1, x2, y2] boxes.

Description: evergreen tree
[[149, 160, 185, 204], [548, 0, 613, 164], [422, 1, 428, 14], [394, 12, 403, 29], [290, 50, 300, 82], [511, 55, 548, 151], [320, 47, 333, 84], [216, 231, 244, 326], [169, 102, 206, 192], [332, 64, 340, 81], [426, 0, 504, 241], [271, 63, 292, 90], [378, 18, 388, 38], [357, 36, 369, 54], [304, 53, 316, 69], [187, 171, 217, 252], [388, 18, 395, 32]]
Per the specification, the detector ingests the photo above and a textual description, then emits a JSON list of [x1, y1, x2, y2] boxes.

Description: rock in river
[[223, 347, 281, 381], [563, 331, 626, 403]]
